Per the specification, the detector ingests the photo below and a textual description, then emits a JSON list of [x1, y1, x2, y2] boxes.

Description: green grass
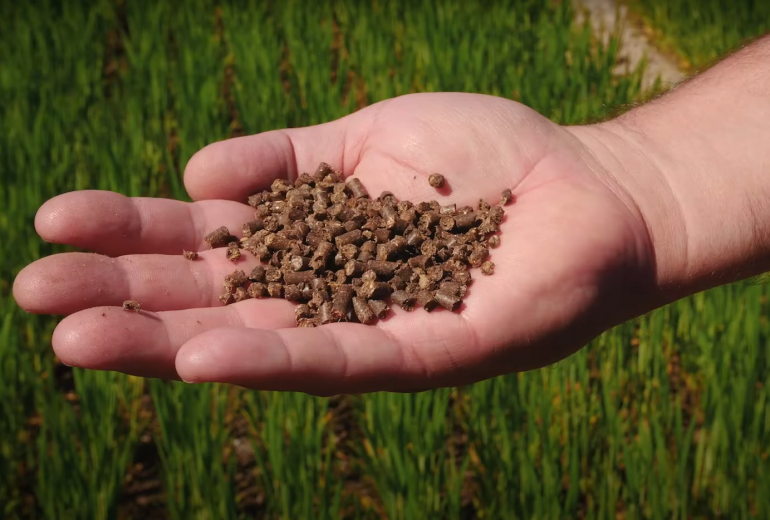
[[626, 0, 770, 70], [2, 0, 769, 519]]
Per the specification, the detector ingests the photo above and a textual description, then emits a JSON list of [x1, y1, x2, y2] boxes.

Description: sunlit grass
[[2, 0, 769, 518]]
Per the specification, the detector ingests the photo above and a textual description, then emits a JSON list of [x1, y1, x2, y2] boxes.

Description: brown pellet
[[376, 243, 391, 261], [289, 256, 311, 271], [218, 291, 232, 305], [249, 265, 266, 282], [367, 260, 399, 278], [408, 255, 433, 269], [500, 189, 514, 205], [454, 212, 477, 230], [122, 300, 142, 312], [347, 178, 369, 199], [331, 284, 354, 320], [468, 245, 489, 267], [305, 229, 325, 248], [330, 191, 348, 205], [338, 244, 357, 260], [233, 286, 250, 302], [333, 251, 347, 268], [426, 265, 444, 281], [267, 282, 283, 298], [380, 204, 399, 226], [390, 276, 407, 291], [309, 291, 326, 308], [359, 280, 393, 300], [295, 172, 315, 187], [405, 229, 425, 249], [390, 216, 409, 235], [326, 221, 346, 239], [488, 235, 500, 248], [300, 283, 314, 300], [282, 270, 315, 285], [368, 299, 390, 319], [453, 271, 472, 285], [204, 226, 234, 248], [481, 261, 495, 275], [428, 173, 445, 188], [242, 220, 265, 237], [357, 250, 374, 263], [265, 233, 293, 251], [248, 283, 267, 298], [271, 178, 292, 193], [292, 220, 311, 239], [477, 219, 497, 235], [226, 242, 241, 261], [183, 250, 198, 260], [248, 193, 264, 208], [488, 206, 505, 224], [335, 229, 363, 248], [344, 260, 367, 277], [225, 269, 249, 289], [418, 212, 440, 230], [418, 274, 436, 291], [311, 277, 328, 292], [415, 201, 433, 213], [416, 290, 438, 311], [352, 297, 376, 324], [391, 290, 416, 311], [265, 268, 283, 283], [439, 215, 455, 231], [435, 290, 461, 311], [284, 284, 303, 301], [439, 280, 467, 298], [373, 228, 391, 244], [420, 240, 438, 257], [439, 204, 456, 215], [297, 318, 319, 327], [316, 302, 333, 324], [311, 241, 335, 270], [314, 162, 334, 180], [389, 236, 407, 255]]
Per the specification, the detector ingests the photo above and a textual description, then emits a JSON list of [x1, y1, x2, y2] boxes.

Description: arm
[[572, 33, 770, 303]]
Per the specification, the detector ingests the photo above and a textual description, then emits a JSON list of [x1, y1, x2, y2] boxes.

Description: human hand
[[13, 92, 658, 394]]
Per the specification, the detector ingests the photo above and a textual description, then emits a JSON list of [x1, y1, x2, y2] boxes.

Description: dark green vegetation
[[2, 0, 769, 518], [626, 0, 770, 70]]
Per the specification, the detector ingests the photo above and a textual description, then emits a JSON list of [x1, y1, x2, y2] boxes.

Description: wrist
[[570, 101, 770, 304]]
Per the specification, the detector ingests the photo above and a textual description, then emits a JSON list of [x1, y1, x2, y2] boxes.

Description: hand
[[13, 92, 656, 394]]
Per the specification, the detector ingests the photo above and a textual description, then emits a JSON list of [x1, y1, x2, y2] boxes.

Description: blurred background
[[2, 0, 770, 518]]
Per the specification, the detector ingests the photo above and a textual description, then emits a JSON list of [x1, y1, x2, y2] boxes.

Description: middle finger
[[13, 249, 261, 315]]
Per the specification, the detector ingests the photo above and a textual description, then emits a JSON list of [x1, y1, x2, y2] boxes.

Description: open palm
[[13, 93, 654, 394]]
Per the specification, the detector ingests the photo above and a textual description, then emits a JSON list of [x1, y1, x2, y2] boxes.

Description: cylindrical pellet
[[352, 297, 376, 324]]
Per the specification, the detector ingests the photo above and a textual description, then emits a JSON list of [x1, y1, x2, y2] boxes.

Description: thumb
[[183, 107, 374, 202]]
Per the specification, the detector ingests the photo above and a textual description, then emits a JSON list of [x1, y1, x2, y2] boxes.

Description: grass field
[[625, 0, 770, 70], [2, 0, 770, 519]]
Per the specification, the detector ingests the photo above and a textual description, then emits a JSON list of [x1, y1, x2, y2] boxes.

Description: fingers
[[183, 107, 374, 202], [35, 190, 254, 256], [175, 309, 480, 394], [13, 250, 259, 315], [53, 300, 295, 380]]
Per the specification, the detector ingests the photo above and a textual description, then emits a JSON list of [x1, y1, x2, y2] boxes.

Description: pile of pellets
[[198, 163, 512, 327]]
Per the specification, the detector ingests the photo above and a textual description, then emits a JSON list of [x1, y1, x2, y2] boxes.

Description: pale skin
[[13, 34, 770, 395]]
